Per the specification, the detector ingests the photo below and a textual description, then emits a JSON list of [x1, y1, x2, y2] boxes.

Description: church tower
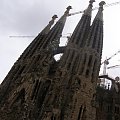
[[0, 1, 105, 120]]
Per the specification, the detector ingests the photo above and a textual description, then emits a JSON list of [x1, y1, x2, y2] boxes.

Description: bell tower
[[51, 1, 105, 120]]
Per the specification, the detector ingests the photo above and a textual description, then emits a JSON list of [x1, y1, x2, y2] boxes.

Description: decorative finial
[[49, 15, 58, 24], [48, 15, 58, 25], [89, 0, 95, 5], [94, 1, 106, 21], [52, 15, 58, 20], [99, 1, 106, 10], [42, 15, 58, 34], [99, 1, 106, 7], [84, 0, 95, 15], [64, 6, 72, 15]]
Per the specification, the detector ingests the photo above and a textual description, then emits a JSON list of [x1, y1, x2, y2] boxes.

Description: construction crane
[[9, 36, 35, 38], [107, 64, 120, 69], [9, 1, 120, 38], [9, 34, 71, 39], [68, 1, 120, 16], [101, 50, 120, 74], [101, 50, 120, 86]]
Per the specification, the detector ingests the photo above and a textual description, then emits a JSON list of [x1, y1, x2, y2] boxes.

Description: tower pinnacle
[[58, 6, 72, 23], [41, 15, 58, 34], [66, 1, 94, 47], [84, 0, 95, 16], [95, 1, 106, 21], [42, 6, 72, 49], [65, 6, 72, 15], [89, 0, 95, 4]]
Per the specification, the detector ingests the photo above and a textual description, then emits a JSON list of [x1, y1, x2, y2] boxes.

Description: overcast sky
[[0, 0, 120, 83]]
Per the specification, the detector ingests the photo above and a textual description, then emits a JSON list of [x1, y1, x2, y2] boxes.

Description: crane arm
[[68, 1, 120, 16], [107, 64, 120, 69], [101, 50, 120, 65]]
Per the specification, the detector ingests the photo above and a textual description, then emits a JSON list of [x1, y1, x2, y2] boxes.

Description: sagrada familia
[[0, 0, 120, 120]]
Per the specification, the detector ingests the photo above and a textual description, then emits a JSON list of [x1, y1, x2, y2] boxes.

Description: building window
[[88, 55, 92, 67], [72, 55, 79, 74], [91, 59, 97, 82], [115, 106, 119, 114], [107, 105, 111, 113], [85, 69, 89, 77], [79, 53, 87, 75], [77, 105, 83, 120]]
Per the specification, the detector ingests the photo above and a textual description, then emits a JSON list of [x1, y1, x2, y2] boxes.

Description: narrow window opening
[[97, 39, 101, 53], [79, 54, 87, 75], [87, 28, 93, 46], [77, 79, 81, 85], [77, 105, 83, 120], [31, 80, 40, 100], [61, 50, 70, 67], [92, 24, 99, 48], [34, 81, 42, 99], [72, 55, 79, 74], [98, 28, 103, 53], [67, 63, 71, 70], [107, 105, 111, 113], [91, 59, 97, 81], [115, 106, 119, 114], [85, 69, 89, 77], [88, 55, 92, 67], [67, 51, 75, 69]]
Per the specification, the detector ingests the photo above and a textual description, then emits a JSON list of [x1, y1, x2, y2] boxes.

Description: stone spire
[[55, 3, 105, 119], [41, 15, 58, 34], [86, 1, 106, 53], [84, 0, 95, 16], [41, 6, 72, 49], [0, 15, 58, 103], [94, 1, 106, 21], [58, 6, 72, 23], [18, 15, 58, 59], [59, 1, 95, 71], [67, 0, 95, 47]]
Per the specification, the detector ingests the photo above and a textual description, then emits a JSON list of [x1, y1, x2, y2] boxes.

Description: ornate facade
[[0, 1, 112, 120]]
